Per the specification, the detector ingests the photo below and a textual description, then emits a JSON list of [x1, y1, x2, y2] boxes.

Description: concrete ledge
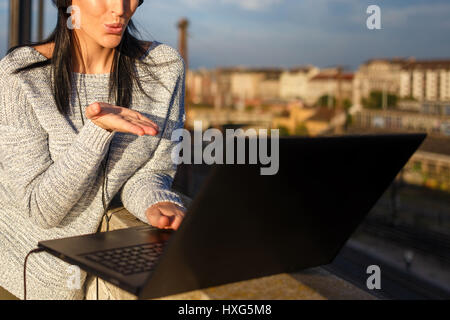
[[290, 268, 376, 300]]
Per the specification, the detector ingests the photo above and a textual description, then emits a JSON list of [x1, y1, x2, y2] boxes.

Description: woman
[[0, 0, 187, 299]]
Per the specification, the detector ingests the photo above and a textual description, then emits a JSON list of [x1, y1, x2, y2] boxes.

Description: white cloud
[[222, 0, 283, 11], [181, 0, 283, 11]]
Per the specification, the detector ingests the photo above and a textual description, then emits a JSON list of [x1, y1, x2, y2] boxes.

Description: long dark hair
[[8, 0, 175, 117]]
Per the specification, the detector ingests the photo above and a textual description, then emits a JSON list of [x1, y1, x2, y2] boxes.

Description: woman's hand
[[85, 102, 159, 136], [145, 202, 187, 230]]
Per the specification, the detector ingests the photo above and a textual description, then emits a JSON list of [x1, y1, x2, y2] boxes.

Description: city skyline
[[0, 0, 450, 70]]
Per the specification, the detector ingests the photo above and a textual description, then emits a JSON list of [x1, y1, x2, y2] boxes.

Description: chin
[[100, 37, 123, 48]]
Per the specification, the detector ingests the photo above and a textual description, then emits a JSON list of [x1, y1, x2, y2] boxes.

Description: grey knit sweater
[[0, 41, 186, 300]]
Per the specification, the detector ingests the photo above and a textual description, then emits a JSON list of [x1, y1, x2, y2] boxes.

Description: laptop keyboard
[[83, 242, 167, 276]]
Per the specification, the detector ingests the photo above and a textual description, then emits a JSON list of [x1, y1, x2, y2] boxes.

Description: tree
[[343, 98, 352, 111], [277, 125, 290, 137], [245, 104, 255, 112], [362, 91, 398, 110], [294, 123, 309, 136], [316, 95, 336, 108]]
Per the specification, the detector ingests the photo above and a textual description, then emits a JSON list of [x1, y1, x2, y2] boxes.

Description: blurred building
[[399, 60, 450, 101], [304, 70, 354, 106], [272, 102, 316, 134], [230, 67, 283, 105], [355, 108, 450, 136], [303, 107, 339, 135], [187, 66, 285, 110], [187, 65, 354, 108], [186, 67, 234, 110], [258, 71, 282, 101], [404, 147, 450, 191], [187, 68, 216, 106], [353, 58, 411, 109], [213, 68, 234, 110], [279, 65, 320, 101], [354, 58, 450, 108]]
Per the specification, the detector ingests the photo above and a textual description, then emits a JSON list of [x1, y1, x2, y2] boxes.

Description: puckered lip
[[104, 23, 125, 28]]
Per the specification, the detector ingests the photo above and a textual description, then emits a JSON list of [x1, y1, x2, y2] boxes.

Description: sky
[[0, 0, 449, 71]]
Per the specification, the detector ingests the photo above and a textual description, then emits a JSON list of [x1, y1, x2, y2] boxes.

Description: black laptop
[[38, 133, 426, 299]]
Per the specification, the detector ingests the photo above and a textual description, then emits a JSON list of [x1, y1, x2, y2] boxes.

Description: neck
[[71, 30, 116, 74]]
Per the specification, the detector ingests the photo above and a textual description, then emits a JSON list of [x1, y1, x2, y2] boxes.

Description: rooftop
[[307, 107, 338, 122], [286, 65, 317, 73], [310, 73, 354, 81], [363, 57, 450, 70], [402, 59, 450, 70]]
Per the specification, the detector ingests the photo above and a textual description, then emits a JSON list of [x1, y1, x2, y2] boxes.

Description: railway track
[[325, 240, 450, 299], [360, 217, 450, 264]]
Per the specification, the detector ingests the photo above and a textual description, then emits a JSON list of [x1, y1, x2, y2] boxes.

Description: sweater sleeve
[[120, 63, 186, 224], [0, 77, 116, 229]]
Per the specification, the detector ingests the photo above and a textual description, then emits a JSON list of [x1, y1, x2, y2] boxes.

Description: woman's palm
[[86, 102, 159, 136]]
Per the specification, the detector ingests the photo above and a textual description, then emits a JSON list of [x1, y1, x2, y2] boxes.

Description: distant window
[[373, 116, 385, 128], [428, 163, 437, 174], [412, 161, 422, 172], [386, 116, 394, 128], [441, 167, 450, 181], [441, 123, 450, 136]]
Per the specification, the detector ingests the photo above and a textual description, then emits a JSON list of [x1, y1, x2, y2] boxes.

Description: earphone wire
[[74, 45, 124, 299], [75, 73, 111, 301], [74, 73, 111, 232]]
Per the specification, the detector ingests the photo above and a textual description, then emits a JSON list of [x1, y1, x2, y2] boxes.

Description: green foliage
[[277, 125, 290, 137], [412, 161, 422, 172], [316, 96, 352, 111], [190, 103, 214, 109], [261, 104, 271, 111], [245, 105, 255, 112], [316, 95, 336, 108], [294, 123, 309, 136], [362, 91, 398, 110], [343, 99, 352, 111], [346, 113, 353, 127]]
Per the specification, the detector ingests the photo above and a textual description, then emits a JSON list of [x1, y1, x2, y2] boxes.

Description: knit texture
[[0, 41, 186, 300]]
